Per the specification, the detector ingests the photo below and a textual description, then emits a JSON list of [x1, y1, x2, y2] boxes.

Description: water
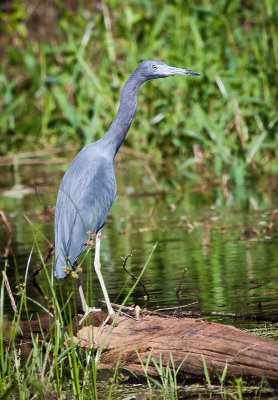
[[1, 154, 278, 327]]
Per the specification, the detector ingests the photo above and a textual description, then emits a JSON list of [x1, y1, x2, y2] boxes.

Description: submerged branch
[[174, 310, 278, 323], [121, 253, 150, 301], [32, 245, 54, 295], [97, 300, 278, 323]]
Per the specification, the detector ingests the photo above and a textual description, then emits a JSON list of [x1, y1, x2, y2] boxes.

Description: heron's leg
[[76, 276, 101, 315], [75, 265, 101, 325], [94, 231, 115, 315]]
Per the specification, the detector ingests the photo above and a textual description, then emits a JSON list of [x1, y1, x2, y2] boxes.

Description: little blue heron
[[54, 60, 202, 321]]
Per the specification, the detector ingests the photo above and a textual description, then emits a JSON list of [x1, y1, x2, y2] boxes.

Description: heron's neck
[[99, 74, 143, 159]]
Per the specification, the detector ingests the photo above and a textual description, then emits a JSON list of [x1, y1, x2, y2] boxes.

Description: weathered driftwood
[[14, 311, 278, 383], [78, 314, 278, 383]]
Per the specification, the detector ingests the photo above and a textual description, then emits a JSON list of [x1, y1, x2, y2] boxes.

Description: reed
[[1, 0, 277, 187]]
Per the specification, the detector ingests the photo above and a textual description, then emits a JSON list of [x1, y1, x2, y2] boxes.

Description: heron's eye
[[152, 65, 158, 70]]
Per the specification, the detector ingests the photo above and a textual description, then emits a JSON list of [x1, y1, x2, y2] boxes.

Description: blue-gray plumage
[[54, 60, 202, 318]]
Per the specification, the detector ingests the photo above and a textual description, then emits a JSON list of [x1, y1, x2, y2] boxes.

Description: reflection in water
[[1, 156, 278, 326]]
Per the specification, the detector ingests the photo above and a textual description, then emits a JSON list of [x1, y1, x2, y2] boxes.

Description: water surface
[[1, 154, 278, 327]]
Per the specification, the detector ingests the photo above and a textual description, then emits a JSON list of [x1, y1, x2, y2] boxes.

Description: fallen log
[[13, 311, 278, 384], [78, 314, 278, 384]]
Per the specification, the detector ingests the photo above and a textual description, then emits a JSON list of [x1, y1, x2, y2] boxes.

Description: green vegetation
[[0, 237, 157, 399], [1, 1, 278, 398], [1, 0, 278, 188], [1, 250, 275, 400], [136, 349, 190, 398]]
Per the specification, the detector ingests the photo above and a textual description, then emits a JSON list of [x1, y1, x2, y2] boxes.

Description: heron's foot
[[79, 306, 102, 326], [100, 311, 116, 328], [107, 306, 115, 316]]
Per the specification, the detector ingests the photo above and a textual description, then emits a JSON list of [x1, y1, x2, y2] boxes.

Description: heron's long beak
[[160, 65, 202, 77]]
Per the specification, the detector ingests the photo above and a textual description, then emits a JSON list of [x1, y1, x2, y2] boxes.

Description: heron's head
[[134, 60, 202, 81]]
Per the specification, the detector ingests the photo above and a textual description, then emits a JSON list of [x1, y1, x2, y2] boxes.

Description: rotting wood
[[12, 311, 278, 384], [77, 314, 278, 383]]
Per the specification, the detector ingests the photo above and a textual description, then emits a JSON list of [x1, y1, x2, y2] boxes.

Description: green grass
[[1, 241, 275, 399], [1, 0, 278, 189], [136, 349, 190, 399], [0, 233, 157, 399], [1, 2, 278, 398]]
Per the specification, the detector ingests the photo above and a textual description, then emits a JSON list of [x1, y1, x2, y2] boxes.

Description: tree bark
[[78, 314, 278, 383]]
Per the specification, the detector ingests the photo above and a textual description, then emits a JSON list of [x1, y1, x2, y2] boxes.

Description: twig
[[98, 299, 135, 312], [0, 146, 75, 166], [121, 254, 150, 301], [120, 146, 161, 162], [34, 184, 55, 216], [34, 184, 44, 207], [32, 245, 54, 295], [2, 271, 18, 315], [97, 299, 140, 319], [144, 162, 161, 192], [0, 210, 13, 258], [175, 267, 187, 301], [154, 302, 198, 312], [97, 300, 278, 323], [0, 158, 73, 166], [176, 310, 278, 323]]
